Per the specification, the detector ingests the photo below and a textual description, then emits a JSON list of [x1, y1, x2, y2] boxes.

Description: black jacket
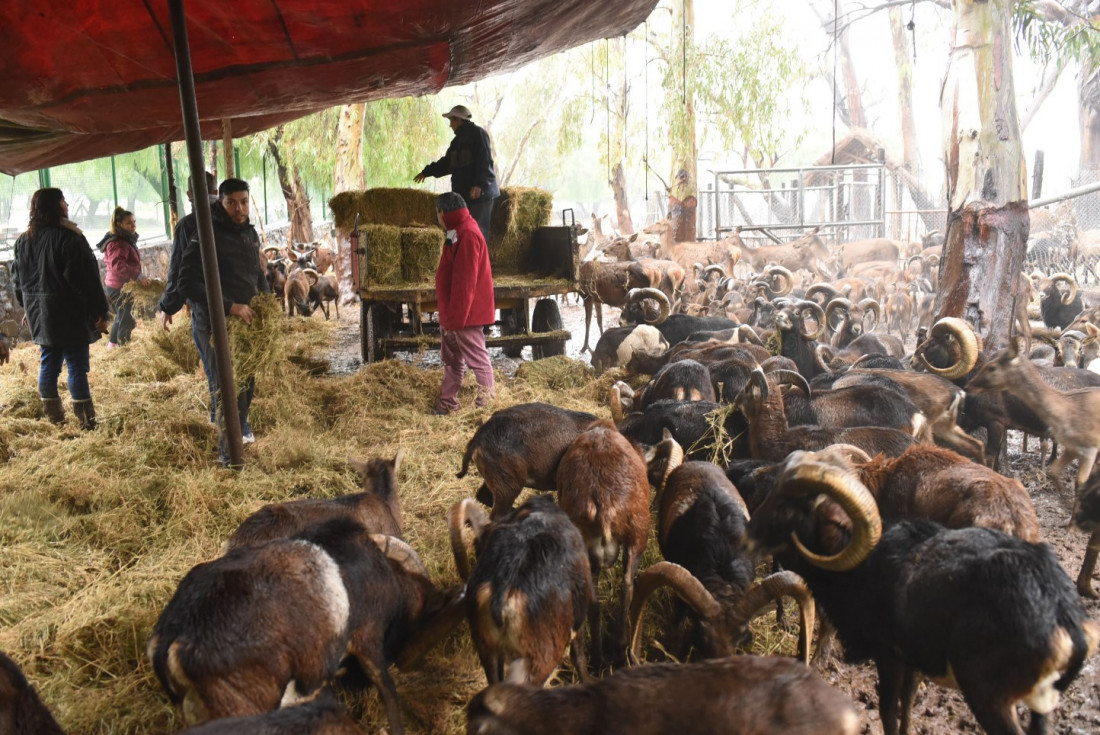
[[420, 120, 500, 201], [13, 220, 109, 347], [158, 202, 268, 316]]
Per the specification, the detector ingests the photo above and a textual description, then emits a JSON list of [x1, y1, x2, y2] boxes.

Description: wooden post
[[222, 118, 235, 178]]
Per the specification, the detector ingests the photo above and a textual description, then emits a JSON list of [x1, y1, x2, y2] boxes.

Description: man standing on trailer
[[414, 105, 500, 243]]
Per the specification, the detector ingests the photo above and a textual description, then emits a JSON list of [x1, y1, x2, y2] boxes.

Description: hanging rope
[[606, 38, 611, 185], [644, 21, 649, 202], [908, 0, 917, 62], [831, 0, 838, 166], [682, 6, 687, 105]]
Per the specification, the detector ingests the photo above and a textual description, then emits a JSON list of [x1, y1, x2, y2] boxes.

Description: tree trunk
[[268, 126, 314, 247], [934, 0, 1028, 351], [1081, 58, 1100, 172], [668, 0, 697, 243], [334, 103, 366, 303], [837, 24, 866, 130], [889, 7, 919, 171], [610, 162, 634, 235]]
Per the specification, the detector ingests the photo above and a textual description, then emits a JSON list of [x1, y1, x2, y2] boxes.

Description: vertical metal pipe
[[111, 156, 119, 208], [164, 144, 179, 235], [167, 0, 244, 468]]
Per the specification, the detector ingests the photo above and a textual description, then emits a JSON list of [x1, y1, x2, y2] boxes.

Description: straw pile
[[121, 278, 167, 313], [329, 188, 440, 232], [488, 187, 554, 274], [0, 307, 802, 734], [401, 226, 446, 283], [362, 225, 404, 286]]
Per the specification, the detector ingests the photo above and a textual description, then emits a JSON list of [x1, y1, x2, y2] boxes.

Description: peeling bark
[[935, 0, 1028, 351], [1082, 58, 1100, 171], [334, 103, 366, 303], [668, 0, 697, 243], [268, 126, 314, 247]]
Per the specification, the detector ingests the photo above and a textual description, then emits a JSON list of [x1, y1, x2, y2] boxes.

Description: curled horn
[[770, 369, 811, 397], [907, 254, 925, 269], [764, 265, 794, 296], [609, 383, 624, 423], [692, 262, 705, 276], [448, 499, 490, 582], [814, 343, 835, 373], [928, 254, 941, 267], [702, 264, 726, 281], [626, 287, 671, 325], [1051, 273, 1078, 305], [858, 298, 881, 330], [262, 245, 282, 259], [657, 432, 684, 495], [805, 283, 840, 306], [824, 297, 853, 332], [303, 267, 320, 287], [628, 562, 721, 665], [370, 534, 430, 579], [728, 570, 816, 665], [915, 317, 979, 380], [777, 456, 883, 572], [798, 300, 827, 340]]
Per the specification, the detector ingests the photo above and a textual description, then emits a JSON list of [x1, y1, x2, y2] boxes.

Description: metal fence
[[1025, 171, 1100, 284], [0, 143, 331, 261]]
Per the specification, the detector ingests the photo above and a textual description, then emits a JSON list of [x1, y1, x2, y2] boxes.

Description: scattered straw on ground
[[0, 307, 806, 735]]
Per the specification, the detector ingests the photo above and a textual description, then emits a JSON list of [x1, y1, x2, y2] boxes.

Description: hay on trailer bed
[[402, 226, 446, 283], [488, 187, 553, 274], [330, 188, 440, 232], [361, 225, 404, 286]]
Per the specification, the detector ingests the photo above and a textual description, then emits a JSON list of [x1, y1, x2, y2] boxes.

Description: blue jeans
[[106, 285, 136, 344], [39, 344, 91, 400], [190, 302, 254, 459]]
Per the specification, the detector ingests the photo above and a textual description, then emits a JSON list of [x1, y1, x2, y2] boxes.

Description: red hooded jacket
[[436, 207, 495, 330]]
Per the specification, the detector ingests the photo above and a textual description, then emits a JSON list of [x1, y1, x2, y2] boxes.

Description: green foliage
[[1014, 0, 1100, 68], [362, 97, 449, 187]]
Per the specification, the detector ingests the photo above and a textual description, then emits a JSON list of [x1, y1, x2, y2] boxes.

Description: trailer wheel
[[361, 302, 391, 364], [531, 298, 566, 360], [500, 306, 525, 358]]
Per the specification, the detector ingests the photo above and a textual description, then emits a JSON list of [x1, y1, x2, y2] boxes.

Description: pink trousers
[[438, 326, 495, 411]]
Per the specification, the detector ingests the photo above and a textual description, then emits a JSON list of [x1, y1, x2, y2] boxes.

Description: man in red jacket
[[434, 192, 495, 415]]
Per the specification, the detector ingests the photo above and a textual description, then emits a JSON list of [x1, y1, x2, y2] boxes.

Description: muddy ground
[[325, 297, 1100, 734]]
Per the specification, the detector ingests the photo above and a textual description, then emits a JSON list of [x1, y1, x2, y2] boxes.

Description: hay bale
[[402, 226, 445, 283], [329, 188, 439, 232], [362, 225, 404, 286], [488, 187, 553, 274]]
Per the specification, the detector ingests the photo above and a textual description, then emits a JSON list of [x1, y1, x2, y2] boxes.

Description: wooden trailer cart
[[351, 209, 579, 364]]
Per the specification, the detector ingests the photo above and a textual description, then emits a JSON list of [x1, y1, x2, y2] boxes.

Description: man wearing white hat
[[414, 104, 500, 242]]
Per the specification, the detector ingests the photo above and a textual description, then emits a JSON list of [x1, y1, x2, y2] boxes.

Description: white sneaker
[[242, 432, 256, 445]]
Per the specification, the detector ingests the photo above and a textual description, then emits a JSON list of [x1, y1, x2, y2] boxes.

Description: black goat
[[747, 452, 1100, 735], [617, 398, 750, 462], [0, 651, 65, 735], [457, 403, 597, 518], [449, 496, 592, 685], [1040, 274, 1083, 330]]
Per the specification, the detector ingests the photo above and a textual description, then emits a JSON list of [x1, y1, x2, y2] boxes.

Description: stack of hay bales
[[329, 186, 553, 285]]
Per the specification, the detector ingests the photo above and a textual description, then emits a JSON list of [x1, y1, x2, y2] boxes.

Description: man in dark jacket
[[414, 105, 500, 242], [156, 178, 269, 463], [433, 192, 495, 415], [12, 188, 110, 429]]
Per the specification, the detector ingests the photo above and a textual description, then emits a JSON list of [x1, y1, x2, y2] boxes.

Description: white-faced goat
[[629, 434, 815, 664], [224, 451, 405, 551], [466, 655, 859, 735], [148, 518, 463, 733], [556, 420, 651, 671], [457, 403, 598, 518], [746, 451, 1100, 735], [734, 368, 917, 462], [0, 651, 65, 735], [591, 324, 669, 374], [177, 691, 364, 734], [449, 496, 593, 686]]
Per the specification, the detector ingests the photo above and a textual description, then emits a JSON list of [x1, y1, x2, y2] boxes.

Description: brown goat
[[178, 692, 365, 734], [458, 403, 598, 519], [467, 655, 860, 735], [556, 420, 650, 671], [148, 519, 463, 732], [223, 451, 404, 551], [577, 259, 649, 352]]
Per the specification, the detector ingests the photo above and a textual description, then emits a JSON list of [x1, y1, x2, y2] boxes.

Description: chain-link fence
[[1025, 171, 1100, 285]]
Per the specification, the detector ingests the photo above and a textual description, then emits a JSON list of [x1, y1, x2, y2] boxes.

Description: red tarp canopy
[[0, 0, 658, 175]]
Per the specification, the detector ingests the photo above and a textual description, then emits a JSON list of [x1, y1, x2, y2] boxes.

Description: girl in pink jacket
[[97, 207, 150, 347]]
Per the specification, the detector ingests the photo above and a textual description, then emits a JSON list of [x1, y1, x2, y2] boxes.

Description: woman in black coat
[[12, 188, 110, 429]]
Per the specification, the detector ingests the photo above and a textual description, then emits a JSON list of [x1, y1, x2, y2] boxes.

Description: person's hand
[[139, 276, 152, 287], [229, 303, 256, 325], [470, 186, 482, 200], [413, 173, 426, 184], [0, 339, 9, 366], [94, 316, 110, 334], [157, 310, 172, 332]]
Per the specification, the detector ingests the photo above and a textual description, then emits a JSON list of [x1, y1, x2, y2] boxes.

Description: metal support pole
[[38, 169, 51, 189], [164, 144, 179, 235], [168, 0, 244, 468], [222, 118, 235, 178], [262, 152, 269, 222], [111, 156, 119, 208]]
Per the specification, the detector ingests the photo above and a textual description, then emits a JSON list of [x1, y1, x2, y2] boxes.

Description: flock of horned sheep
[[6, 216, 1100, 735]]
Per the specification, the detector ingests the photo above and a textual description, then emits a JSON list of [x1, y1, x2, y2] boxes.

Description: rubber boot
[[40, 397, 65, 425], [72, 399, 97, 430]]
